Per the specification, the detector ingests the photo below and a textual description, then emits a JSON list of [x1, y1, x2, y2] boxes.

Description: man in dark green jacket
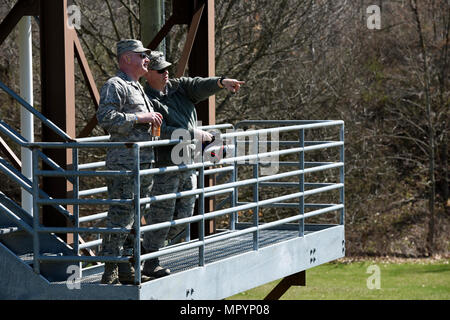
[[142, 51, 244, 278]]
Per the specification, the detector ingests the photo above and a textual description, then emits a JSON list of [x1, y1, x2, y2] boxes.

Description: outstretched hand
[[222, 78, 245, 93]]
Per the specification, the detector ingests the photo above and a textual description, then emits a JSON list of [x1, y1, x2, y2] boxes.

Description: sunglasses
[[156, 68, 168, 74], [139, 53, 150, 59]]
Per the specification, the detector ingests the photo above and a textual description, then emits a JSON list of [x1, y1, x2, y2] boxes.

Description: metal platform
[[0, 224, 344, 300], [0, 119, 345, 300]]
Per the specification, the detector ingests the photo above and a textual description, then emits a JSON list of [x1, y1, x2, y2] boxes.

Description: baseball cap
[[116, 39, 151, 58], [148, 51, 172, 70]]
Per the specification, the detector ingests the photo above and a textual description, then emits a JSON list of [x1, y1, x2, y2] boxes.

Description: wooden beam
[[0, 137, 21, 171], [72, 29, 101, 138], [146, 14, 177, 50], [175, 4, 205, 78], [0, 0, 39, 46], [264, 271, 306, 300], [188, 0, 216, 237], [40, 0, 76, 242]]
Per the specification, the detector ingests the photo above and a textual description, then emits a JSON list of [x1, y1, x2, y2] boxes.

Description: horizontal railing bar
[[259, 182, 335, 188], [37, 255, 130, 263], [36, 198, 133, 205], [198, 124, 234, 130], [133, 138, 188, 148], [37, 226, 129, 234], [224, 121, 344, 138], [36, 169, 133, 177], [238, 140, 336, 146], [236, 120, 337, 126], [73, 125, 232, 145], [204, 187, 234, 198], [78, 212, 108, 223], [75, 135, 110, 142], [78, 187, 107, 197], [236, 202, 340, 209], [78, 239, 102, 250], [78, 161, 105, 170]]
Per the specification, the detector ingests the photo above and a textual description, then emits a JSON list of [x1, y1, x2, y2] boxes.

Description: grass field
[[228, 257, 450, 300]]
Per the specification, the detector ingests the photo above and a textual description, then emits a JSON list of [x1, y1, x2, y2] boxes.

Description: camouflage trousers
[[100, 162, 153, 257], [143, 169, 197, 252]]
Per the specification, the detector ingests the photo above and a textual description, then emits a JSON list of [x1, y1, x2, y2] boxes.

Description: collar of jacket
[[116, 70, 142, 87], [145, 79, 181, 100]]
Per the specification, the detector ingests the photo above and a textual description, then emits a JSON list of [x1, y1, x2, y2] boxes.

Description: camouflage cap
[[148, 51, 172, 70], [116, 39, 151, 58]]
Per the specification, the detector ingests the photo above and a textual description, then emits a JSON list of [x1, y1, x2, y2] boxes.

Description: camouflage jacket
[[144, 76, 221, 166], [97, 70, 157, 165]]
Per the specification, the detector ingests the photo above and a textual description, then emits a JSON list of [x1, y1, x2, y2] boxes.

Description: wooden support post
[[0, 0, 39, 46], [0, 137, 21, 171], [188, 0, 216, 237], [40, 0, 76, 242], [264, 271, 306, 300]]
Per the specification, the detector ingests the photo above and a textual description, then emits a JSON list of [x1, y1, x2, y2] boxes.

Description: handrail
[[0, 119, 344, 285], [0, 81, 73, 142]]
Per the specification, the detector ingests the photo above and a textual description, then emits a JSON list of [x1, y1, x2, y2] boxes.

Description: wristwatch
[[219, 76, 226, 88]]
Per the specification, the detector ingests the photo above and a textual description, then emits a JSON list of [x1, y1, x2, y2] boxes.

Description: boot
[[118, 262, 152, 284], [142, 257, 171, 278], [101, 263, 120, 284]]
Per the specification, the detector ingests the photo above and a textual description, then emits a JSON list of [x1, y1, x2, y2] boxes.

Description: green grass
[[228, 259, 450, 300]]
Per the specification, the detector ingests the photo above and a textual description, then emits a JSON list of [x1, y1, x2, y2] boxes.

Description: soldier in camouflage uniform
[[141, 51, 244, 278], [97, 40, 163, 284]]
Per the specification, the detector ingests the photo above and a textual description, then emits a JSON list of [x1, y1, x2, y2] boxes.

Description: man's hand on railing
[[194, 128, 213, 143]]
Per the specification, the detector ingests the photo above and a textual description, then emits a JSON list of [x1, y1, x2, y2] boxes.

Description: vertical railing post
[[133, 144, 141, 284], [252, 134, 259, 251], [72, 146, 81, 278], [198, 165, 205, 266], [230, 134, 238, 230], [31, 147, 40, 275], [339, 124, 345, 225], [299, 129, 305, 237]]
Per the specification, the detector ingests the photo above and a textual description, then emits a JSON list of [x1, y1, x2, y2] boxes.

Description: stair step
[[18, 252, 34, 265], [18, 252, 65, 266], [0, 226, 20, 235]]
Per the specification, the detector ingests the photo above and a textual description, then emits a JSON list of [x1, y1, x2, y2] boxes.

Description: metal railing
[[27, 120, 344, 284], [0, 87, 344, 285]]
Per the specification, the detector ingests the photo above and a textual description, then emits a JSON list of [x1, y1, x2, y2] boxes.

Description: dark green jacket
[[144, 76, 221, 165]]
